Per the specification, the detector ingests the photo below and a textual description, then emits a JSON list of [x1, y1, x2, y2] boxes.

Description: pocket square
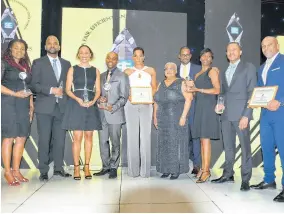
[[271, 67, 280, 71]]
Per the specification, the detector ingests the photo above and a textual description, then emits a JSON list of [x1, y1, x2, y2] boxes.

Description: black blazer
[[31, 55, 71, 114]]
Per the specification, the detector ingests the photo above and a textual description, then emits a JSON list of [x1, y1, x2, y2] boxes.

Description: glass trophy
[[216, 95, 225, 114], [18, 72, 32, 95], [83, 87, 89, 103], [100, 82, 111, 108], [185, 76, 194, 89], [55, 81, 63, 99]]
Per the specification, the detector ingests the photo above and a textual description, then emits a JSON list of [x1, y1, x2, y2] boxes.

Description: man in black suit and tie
[[177, 46, 201, 175], [31, 35, 71, 181]]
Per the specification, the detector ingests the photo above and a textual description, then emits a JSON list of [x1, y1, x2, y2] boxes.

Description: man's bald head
[[106, 51, 118, 70], [45, 35, 60, 55], [261, 36, 279, 59]]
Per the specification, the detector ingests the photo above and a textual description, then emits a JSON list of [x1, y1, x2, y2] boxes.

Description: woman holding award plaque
[[124, 47, 157, 178], [187, 48, 220, 183], [1, 39, 33, 186], [62, 45, 102, 180]]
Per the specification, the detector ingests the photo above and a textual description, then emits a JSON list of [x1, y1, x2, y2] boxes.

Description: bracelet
[[181, 115, 186, 119], [201, 89, 204, 93]]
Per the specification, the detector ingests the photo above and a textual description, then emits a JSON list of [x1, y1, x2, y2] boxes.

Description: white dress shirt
[[262, 52, 279, 85], [179, 62, 191, 78]]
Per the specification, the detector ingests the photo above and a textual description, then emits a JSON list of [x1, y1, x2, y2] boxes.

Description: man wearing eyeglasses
[[177, 46, 201, 176]]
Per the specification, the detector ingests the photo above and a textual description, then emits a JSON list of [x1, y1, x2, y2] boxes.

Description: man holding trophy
[[94, 52, 130, 179], [211, 42, 257, 191], [31, 35, 72, 181]]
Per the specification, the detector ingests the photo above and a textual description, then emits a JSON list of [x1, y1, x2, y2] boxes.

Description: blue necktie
[[52, 59, 60, 81]]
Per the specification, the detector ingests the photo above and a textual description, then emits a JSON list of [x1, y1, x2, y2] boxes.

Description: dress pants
[[125, 101, 152, 177], [98, 116, 122, 170], [37, 104, 66, 173], [260, 115, 284, 187], [221, 120, 252, 182]]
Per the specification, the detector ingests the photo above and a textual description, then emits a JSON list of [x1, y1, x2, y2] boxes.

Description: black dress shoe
[[54, 170, 72, 177], [93, 169, 110, 176], [39, 173, 48, 181], [211, 176, 234, 183], [240, 182, 250, 191], [191, 167, 200, 175], [170, 174, 179, 180], [273, 190, 284, 202], [250, 181, 276, 190], [160, 173, 170, 178], [109, 169, 117, 179]]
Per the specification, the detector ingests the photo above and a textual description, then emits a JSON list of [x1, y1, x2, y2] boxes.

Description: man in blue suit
[[250, 36, 284, 202], [177, 46, 201, 175]]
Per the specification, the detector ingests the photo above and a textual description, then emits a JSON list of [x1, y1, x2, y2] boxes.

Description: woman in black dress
[[62, 45, 101, 180], [1, 39, 34, 186], [154, 62, 193, 179], [187, 48, 220, 183]]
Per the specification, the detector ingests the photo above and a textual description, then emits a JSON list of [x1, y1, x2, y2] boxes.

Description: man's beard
[[46, 48, 59, 54]]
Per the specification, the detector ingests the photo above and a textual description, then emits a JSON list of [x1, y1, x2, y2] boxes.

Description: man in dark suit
[[211, 42, 257, 191], [250, 36, 284, 202], [176, 46, 201, 175], [31, 35, 71, 181], [94, 52, 129, 179]]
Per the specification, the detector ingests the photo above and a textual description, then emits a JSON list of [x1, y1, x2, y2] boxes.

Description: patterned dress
[[154, 78, 189, 174]]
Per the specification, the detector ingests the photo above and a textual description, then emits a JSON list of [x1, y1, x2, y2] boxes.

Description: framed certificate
[[131, 86, 153, 104], [248, 86, 278, 107]]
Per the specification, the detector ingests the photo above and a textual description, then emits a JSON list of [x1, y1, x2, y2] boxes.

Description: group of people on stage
[[1, 35, 283, 202]]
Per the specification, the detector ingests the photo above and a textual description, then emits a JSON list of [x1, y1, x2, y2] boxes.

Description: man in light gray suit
[[211, 42, 257, 191], [93, 52, 129, 179], [31, 35, 71, 181]]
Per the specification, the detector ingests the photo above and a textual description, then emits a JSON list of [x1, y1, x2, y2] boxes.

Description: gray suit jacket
[[220, 61, 257, 121], [99, 67, 130, 124], [31, 56, 71, 115]]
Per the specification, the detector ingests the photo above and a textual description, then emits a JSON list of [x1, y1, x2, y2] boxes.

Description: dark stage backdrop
[[204, 0, 280, 169], [3, 0, 281, 169]]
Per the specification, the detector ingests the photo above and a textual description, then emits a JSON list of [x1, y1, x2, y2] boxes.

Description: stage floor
[[1, 167, 283, 213]]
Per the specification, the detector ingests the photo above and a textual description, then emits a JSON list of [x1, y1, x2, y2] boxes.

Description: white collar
[[266, 52, 279, 65], [181, 62, 191, 67], [47, 54, 59, 61]]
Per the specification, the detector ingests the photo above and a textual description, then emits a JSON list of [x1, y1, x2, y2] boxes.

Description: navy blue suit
[[258, 53, 284, 188], [177, 63, 201, 168]]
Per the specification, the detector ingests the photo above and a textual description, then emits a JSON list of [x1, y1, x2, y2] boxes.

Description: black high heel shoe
[[73, 165, 81, 180], [84, 164, 92, 179]]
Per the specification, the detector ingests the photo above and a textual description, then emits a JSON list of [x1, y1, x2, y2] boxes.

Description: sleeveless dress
[[61, 65, 102, 131], [192, 68, 220, 139], [1, 61, 32, 138], [154, 78, 189, 174], [125, 66, 153, 178]]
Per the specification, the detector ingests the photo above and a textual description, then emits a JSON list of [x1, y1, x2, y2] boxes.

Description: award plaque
[[130, 87, 153, 104], [248, 86, 278, 107]]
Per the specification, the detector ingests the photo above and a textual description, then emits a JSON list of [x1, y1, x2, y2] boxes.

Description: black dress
[[62, 65, 102, 131], [1, 61, 32, 138], [192, 68, 220, 139], [154, 78, 189, 174]]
